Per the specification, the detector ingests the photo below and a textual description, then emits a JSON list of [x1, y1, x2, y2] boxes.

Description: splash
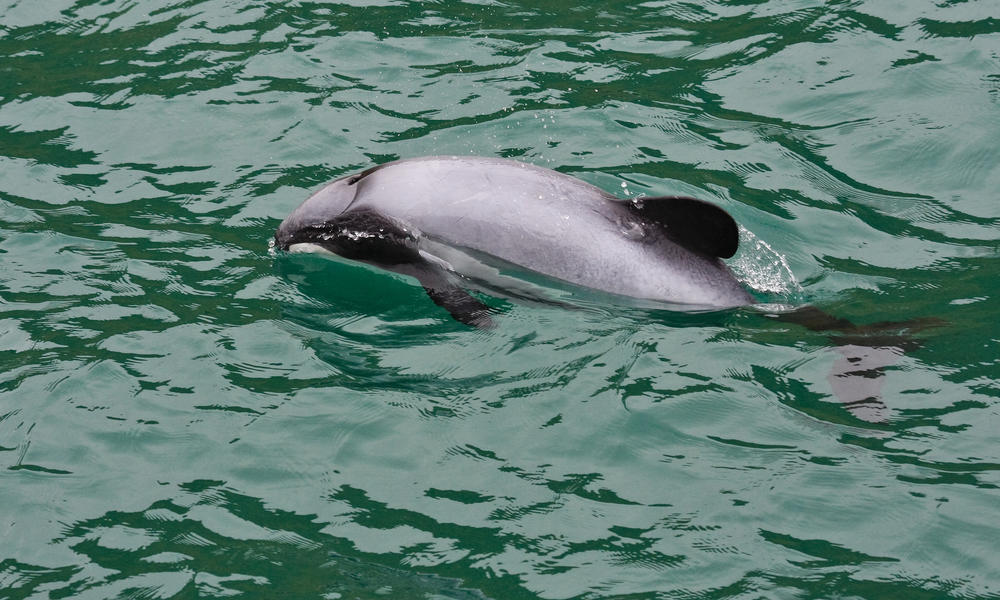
[[730, 225, 803, 300]]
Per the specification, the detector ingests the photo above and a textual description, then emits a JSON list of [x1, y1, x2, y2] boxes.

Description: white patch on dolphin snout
[[287, 242, 338, 256]]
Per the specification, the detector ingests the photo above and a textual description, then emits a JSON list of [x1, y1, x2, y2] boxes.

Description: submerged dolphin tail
[[774, 305, 944, 341], [773, 306, 945, 422]]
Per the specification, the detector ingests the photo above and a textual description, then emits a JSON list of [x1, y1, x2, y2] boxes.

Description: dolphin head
[[274, 176, 359, 251]]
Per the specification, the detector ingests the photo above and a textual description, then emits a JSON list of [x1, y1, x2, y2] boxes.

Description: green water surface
[[1, 1, 998, 599]]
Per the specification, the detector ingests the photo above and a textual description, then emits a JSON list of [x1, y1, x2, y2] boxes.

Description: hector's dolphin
[[274, 155, 943, 422], [274, 155, 752, 326]]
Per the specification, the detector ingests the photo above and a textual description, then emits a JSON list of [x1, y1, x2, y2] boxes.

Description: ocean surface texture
[[1, 1, 998, 599]]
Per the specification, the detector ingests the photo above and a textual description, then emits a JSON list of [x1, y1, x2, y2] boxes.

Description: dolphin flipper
[[394, 261, 494, 328], [284, 208, 493, 327]]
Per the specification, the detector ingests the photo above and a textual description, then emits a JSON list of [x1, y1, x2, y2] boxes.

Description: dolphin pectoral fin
[[392, 262, 494, 328], [628, 196, 739, 258], [424, 281, 495, 329]]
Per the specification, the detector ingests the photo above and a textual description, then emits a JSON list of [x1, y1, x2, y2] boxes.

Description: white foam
[[730, 226, 802, 299]]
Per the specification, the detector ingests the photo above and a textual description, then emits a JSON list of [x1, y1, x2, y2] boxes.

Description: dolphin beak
[[274, 217, 311, 251]]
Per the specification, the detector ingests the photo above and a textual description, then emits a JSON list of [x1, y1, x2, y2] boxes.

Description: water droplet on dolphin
[[618, 218, 645, 240]]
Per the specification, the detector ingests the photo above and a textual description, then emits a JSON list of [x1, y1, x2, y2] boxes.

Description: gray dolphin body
[[274, 155, 753, 325]]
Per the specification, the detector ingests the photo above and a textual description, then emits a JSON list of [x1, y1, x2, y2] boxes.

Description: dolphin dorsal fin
[[627, 196, 739, 259]]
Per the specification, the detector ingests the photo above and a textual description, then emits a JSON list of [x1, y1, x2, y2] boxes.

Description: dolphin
[[274, 155, 753, 326], [273, 155, 942, 422]]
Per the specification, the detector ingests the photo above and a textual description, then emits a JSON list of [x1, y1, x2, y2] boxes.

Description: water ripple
[[2, 0, 998, 598]]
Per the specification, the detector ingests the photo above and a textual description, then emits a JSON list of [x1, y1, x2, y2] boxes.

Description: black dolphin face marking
[[275, 209, 420, 264]]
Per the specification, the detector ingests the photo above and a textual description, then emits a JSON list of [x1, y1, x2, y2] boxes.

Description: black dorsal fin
[[627, 196, 739, 259]]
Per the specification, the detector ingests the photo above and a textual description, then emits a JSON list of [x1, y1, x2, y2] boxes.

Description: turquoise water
[[2, 1, 998, 598]]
